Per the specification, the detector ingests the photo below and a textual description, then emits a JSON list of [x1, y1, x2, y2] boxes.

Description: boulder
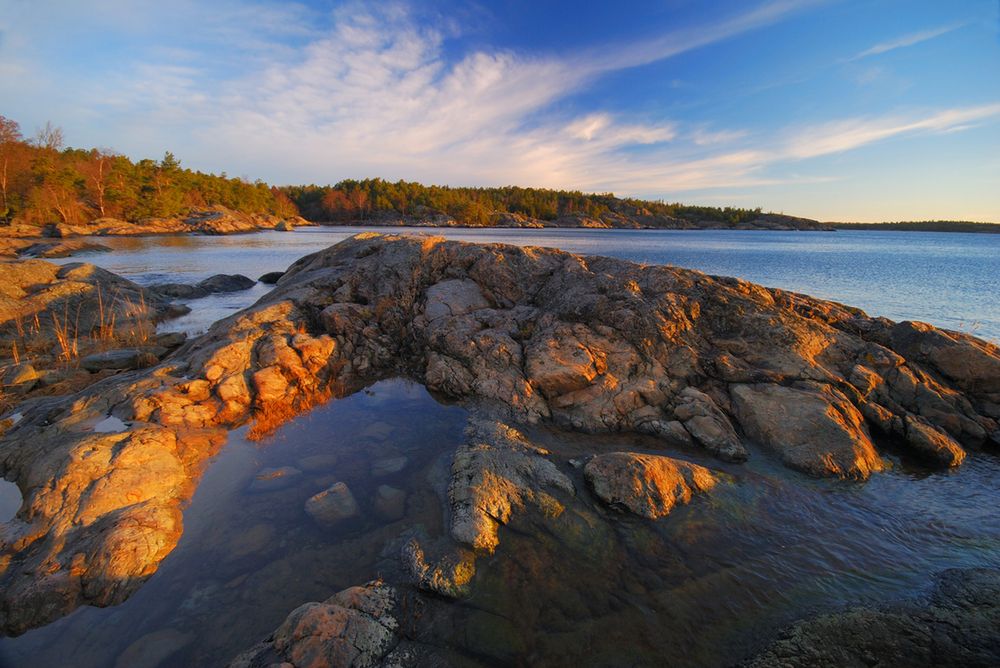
[[305, 482, 359, 526], [584, 452, 718, 519], [80, 349, 159, 372], [258, 271, 284, 284], [731, 382, 884, 479]]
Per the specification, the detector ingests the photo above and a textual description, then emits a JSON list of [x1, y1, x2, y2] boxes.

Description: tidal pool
[[0, 379, 998, 667]]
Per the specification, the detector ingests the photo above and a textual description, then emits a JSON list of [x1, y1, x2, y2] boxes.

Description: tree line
[[0, 115, 296, 225], [1, 114, 769, 228]]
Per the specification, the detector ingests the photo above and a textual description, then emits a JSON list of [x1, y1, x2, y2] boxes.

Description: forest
[[0, 114, 772, 228]]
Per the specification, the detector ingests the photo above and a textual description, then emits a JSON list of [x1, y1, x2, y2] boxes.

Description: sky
[[1, 0, 998, 222]]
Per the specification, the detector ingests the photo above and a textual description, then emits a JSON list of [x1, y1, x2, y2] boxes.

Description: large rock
[[584, 452, 718, 518], [731, 382, 885, 479], [80, 349, 158, 373], [748, 568, 1000, 667], [150, 273, 255, 300], [449, 417, 574, 553], [1, 233, 998, 635], [229, 581, 410, 668]]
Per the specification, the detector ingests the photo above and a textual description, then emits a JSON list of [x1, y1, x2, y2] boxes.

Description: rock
[[305, 482, 359, 526], [374, 484, 406, 520], [297, 452, 339, 472], [115, 628, 193, 668], [17, 240, 112, 258], [449, 417, 574, 553], [0, 363, 40, 391], [731, 382, 884, 479], [154, 331, 187, 349], [584, 452, 718, 519], [229, 582, 417, 668], [80, 349, 159, 372], [748, 568, 1000, 667], [274, 220, 294, 231], [372, 456, 408, 477], [2, 233, 998, 635], [150, 274, 255, 300], [247, 466, 302, 493], [196, 273, 256, 293], [258, 271, 284, 284], [401, 533, 476, 597], [424, 279, 489, 321]]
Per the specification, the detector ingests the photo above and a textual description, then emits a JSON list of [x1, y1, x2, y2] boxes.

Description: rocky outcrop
[[4, 206, 304, 239], [747, 568, 1000, 667], [584, 452, 718, 518], [1, 233, 998, 634], [229, 581, 440, 668]]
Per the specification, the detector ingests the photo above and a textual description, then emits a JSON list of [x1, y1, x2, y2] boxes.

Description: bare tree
[[34, 121, 64, 151], [0, 116, 23, 218]]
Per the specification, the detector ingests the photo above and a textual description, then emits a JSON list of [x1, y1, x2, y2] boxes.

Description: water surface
[[1, 379, 998, 667]]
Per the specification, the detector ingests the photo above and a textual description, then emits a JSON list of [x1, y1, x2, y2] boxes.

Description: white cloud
[[783, 104, 1000, 159], [847, 22, 966, 61]]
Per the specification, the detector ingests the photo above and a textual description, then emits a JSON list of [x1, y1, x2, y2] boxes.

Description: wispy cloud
[[847, 22, 966, 61], [782, 104, 1000, 159]]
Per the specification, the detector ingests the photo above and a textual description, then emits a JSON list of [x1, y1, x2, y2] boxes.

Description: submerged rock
[[374, 484, 407, 520], [247, 466, 302, 493], [584, 452, 718, 519], [747, 568, 1000, 667], [305, 482, 359, 526]]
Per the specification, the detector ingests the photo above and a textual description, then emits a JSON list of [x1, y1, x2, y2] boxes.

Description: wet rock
[[247, 466, 302, 493], [258, 271, 284, 284], [449, 417, 574, 553], [400, 532, 476, 598], [372, 455, 408, 477], [80, 348, 159, 372], [151, 274, 255, 300], [196, 273, 256, 293], [228, 581, 409, 668], [748, 568, 1000, 667], [296, 452, 339, 472], [374, 484, 407, 520], [305, 482, 359, 526], [584, 452, 718, 519], [115, 628, 193, 668]]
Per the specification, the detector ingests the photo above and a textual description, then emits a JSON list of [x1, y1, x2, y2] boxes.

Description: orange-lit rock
[[584, 452, 718, 519]]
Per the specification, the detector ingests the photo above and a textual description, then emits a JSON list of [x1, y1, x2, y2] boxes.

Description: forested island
[[833, 221, 1000, 233]]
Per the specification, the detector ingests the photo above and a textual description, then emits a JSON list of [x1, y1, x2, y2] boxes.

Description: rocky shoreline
[[0, 233, 998, 663], [0, 205, 310, 240]]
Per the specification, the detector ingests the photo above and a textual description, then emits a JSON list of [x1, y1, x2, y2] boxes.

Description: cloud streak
[[847, 22, 966, 61]]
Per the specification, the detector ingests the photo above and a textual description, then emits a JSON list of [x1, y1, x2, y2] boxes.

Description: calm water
[[53, 227, 1000, 341], [1, 379, 998, 667]]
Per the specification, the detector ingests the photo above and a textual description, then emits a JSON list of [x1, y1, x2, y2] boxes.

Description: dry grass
[[4, 285, 156, 369]]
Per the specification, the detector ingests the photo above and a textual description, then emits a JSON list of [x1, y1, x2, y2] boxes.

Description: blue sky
[[1, 0, 998, 221]]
